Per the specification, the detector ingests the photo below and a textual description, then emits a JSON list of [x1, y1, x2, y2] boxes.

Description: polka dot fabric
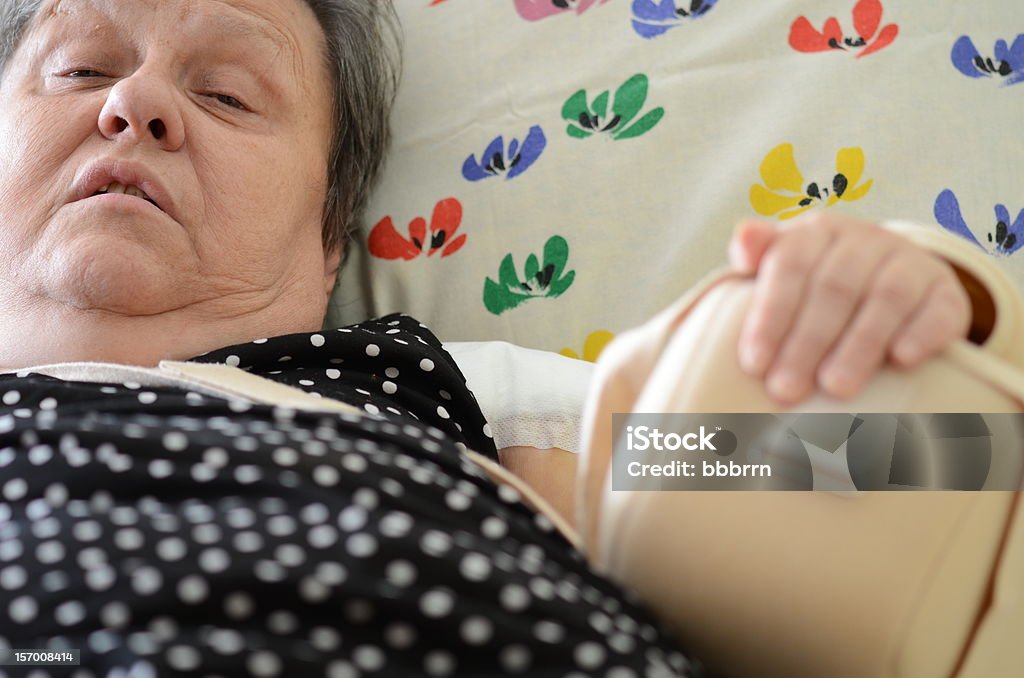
[[0, 315, 701, 677]]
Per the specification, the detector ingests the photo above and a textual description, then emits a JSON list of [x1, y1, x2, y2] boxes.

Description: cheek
[[0, 98, 90, 235], [192, 129, 326, 255]]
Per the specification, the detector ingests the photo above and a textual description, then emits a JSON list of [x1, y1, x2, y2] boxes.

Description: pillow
[[326, 0, 1024, 359]]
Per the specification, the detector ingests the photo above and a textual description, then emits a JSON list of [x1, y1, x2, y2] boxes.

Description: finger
[[738, 227, 832, 378], [763, 230, 902, 403], [728, 220, 778, 274], [888, 274, 972, 367], [817, 253, 938, 398]]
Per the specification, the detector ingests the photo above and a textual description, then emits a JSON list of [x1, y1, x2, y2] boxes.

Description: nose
[[97, 67, 185, 151]]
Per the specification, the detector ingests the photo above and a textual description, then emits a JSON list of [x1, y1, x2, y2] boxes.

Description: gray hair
[[0, 0, 401, 256]]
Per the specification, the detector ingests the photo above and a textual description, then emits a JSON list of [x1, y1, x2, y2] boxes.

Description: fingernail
[[742, 344, 769, 374], [896, 340, 921, 364], [822, 366, 855, 396], [767, 370, 802, 400]]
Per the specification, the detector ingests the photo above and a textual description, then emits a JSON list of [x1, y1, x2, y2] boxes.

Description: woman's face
[[0, 0, 338, 330]]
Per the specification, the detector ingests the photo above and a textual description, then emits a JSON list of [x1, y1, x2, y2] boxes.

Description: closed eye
[[208, 93, 247, 110], [65, 69, 107, 78]]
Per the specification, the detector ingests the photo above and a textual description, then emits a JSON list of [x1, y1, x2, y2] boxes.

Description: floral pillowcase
[[326, 0, 1024, 361]]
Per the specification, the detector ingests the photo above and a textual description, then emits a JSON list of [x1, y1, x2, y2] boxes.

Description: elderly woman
[[0, 0, 981, 676]]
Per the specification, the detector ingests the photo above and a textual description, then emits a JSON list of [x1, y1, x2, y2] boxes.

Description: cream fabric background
[[326, 0, 1024, 356]]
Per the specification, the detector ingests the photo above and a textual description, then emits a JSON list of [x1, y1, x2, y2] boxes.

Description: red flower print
[[368, 198, 467, 260], [789, 0, 898, 58]]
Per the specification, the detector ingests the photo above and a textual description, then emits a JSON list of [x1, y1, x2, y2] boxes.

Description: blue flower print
[[631, 0, 718, 39], [951, 35, 1024, 86], [934, 189, 1024, 256], [462, 126, 547, 181]]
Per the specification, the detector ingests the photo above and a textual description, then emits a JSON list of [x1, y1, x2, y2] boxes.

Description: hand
[[727, 213, 972, 404]]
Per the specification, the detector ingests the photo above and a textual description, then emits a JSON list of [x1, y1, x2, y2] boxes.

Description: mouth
[[92, 182, 161, 210], [74, 160, 176, 220]]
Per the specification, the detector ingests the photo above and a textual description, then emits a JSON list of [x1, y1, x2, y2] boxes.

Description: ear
[[323, 243, 343, 298]]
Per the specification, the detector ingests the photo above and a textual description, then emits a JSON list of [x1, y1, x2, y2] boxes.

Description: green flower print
[[562, 73, 665, 140], [483, 235, 576, 315]]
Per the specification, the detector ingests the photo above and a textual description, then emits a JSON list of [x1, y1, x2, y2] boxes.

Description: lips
[[72, 160, 177, 221]]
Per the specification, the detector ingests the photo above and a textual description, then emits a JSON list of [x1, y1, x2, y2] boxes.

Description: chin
[[45, 240, 183, 315]]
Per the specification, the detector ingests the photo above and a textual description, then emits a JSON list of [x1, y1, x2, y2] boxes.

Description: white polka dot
[[309, 525, 339, 549], [419, 588, 454, 618], [28, 445, 52, 466], [3, 478, 26, 501], [574, 642, 607, 670], [123, 381, 141, 390], [248, 650, 283, 677], [460, 616, 493, 645], [500, 584, 530, 612], [100, 601, 130, 629], [483, 423, 493, 438], [55, 600, 86, 626], [445, 490, 472, 512], [267, 610, 299, 635], [379, 512, 413, 539], [459, 552, 492, 581], [424, 650, 456, 676], [345, 533, 377, 558], [199, 548, 230, 573], [310, 334, 326, 347], [131, 567, 162, 596], [365, 344, 380, 357], [500, 645, 532, 673], [436, 406, 450, 420], [156, 538, 187, 562], [2, 390, 21, 405], [0, 565, 26, 590], [382, 381, 397, 395], [316, 561, 347, 586], [325, 369, 341, 380], [481, 516, 508, 539], [363, 403, 380, 415], [299, 379, 315, 387], [353, 645, 385, 671], [306, 627, 339, 653], [177, 575, 208, 604], [299, 577, 330, 603], [161, 432, 188, 452], [166, 645, 200, 671], [419, 358, 435, 372], [209, 629, 245, 655], [255, 560, 286, 583], [313, 465, 340, 487], [384, 622, 417, 649], [9, 595, 37, 623], [338, 506, 367, 532], [225, 355, 241, 367], [224, 592, 254, 620], [385, 560, 416, 588], [137, 391, 158, 404], [534, 620, 566, 643]]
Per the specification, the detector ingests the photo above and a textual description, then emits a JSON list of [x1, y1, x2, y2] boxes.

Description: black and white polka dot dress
[[0, 314, 702, 677]]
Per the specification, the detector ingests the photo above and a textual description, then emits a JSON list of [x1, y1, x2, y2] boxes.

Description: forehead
[[40, 0, 323, 60]]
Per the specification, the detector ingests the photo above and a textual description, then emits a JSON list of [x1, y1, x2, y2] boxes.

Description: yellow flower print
[[750, 143, 873, 219], [560, 330, 615, 362]]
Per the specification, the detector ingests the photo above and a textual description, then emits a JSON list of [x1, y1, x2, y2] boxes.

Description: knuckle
[[785, 325, 836, 356], [815, 269, 860, 305], [850, 322, 893, 353], [870, 270, 916, 309], [764, 244, 812, 278]]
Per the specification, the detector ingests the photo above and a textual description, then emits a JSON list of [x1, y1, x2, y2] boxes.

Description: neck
[[0, 295, 323, 372]]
